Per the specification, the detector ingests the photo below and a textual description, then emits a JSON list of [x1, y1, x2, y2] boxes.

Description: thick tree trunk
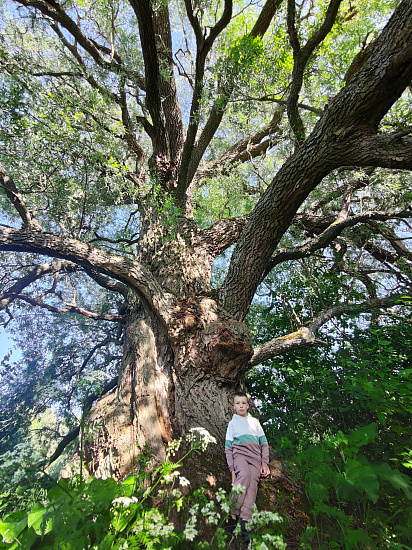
[[83, 212, 254, 485], [84, 296, 174, 478], [84, 293, 253, 485]]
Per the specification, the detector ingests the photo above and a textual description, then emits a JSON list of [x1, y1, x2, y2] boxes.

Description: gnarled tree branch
[[250, 294, 411, 365], [219, 1, 412, 320], [0, 226, 175, 324], [287, 0, 343, 145], [180, 0, 284, 207], [263, 209, 412, 277]]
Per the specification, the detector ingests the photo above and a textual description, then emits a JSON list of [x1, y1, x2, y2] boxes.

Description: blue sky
[[0, 327, 21, 361]]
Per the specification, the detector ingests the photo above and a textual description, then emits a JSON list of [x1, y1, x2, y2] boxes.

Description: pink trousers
[[232, 454, 261, 520]]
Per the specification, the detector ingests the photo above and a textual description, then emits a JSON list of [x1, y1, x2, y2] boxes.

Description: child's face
[[233, 395, 249, 417]]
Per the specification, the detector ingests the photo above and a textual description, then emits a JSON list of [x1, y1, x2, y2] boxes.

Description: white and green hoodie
[[225, 413, 269, 472]]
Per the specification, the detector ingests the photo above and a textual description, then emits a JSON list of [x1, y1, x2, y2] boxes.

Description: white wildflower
[[112, 496, 139, 506], [132, 509, 175, 539], [166, 438, 182, 456], [231, 483, 246, 495], [247, 509, 283, 528], [179, 476, 190, 487], [220, 500, 230, 514], [183, 516, 198, 541], [183, 525, 198, 541], [133, 518, 144, 533], [189, 503, 199, 516], [200, 501, 220, 525], [186, 427, 217, 451], [162, 470, 180, 484]]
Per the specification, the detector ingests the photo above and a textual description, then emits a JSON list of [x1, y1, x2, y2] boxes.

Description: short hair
[[233, 391, 248, 401]]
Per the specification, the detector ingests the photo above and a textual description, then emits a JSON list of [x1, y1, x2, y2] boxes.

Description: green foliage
[[296, 424, 412, 549], [193, 165, 258, 228], [248, 310, 412, 548], [0, 430, 285, 550]]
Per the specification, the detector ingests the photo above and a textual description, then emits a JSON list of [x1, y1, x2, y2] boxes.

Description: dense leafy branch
[[16, 0, 145, 87], [177, 0, 234, 203], [188, 107, 284, 195], [287, 0, 343, 144], [74, 336, 123, 385], [181, 0, 284, 206]]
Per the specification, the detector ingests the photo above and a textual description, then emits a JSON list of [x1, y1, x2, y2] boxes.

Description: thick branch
[[0, 227, 175, 324], [0, 163, 42, 230], [180, 0, 283, 207], [200, 216, 250, 257], [287, 0, 343, 144], [84, 269, 129, 299], [177, 0, 233, 204], [128, 0, 169, 162], [347, 132, 412, 170], [263, 209, 412, 277], [219, 1, 412, 320], [0, 260, 80, 311], [374, 223, 412, 262], [119, 78, 146, 163], [250, 295, 411, 365], [152, 3, 184, 164]]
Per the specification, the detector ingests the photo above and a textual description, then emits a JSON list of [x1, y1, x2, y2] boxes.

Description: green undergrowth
[[0, 428, 285, 550], [296, 423, 412, 550]]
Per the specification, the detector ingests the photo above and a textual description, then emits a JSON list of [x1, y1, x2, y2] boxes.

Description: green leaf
[[119, 476, 137, 497], [84, 477, 118, 512], [376, 463, 412, 499], [8, 527, 37, 550], [28, 502, 52, 535], [0, 515, 28, 544], [111, 503, 138, 532], [344, 459, 379, 503]]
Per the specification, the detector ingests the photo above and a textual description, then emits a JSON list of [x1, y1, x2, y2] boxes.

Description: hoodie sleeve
[[257, 421, 270, 464], [225, 421, 234, 472]]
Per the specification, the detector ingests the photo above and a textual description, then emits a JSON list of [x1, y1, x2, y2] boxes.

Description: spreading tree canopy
[[0, 0, 411, 480]]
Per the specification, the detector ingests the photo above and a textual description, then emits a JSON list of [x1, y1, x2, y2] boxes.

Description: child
[[225, 392, 270, 534]]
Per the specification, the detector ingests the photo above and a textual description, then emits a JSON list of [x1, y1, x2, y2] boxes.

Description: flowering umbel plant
[[186, 427, 217, 452]]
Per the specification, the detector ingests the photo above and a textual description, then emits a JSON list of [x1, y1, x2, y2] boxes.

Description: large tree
[[0, 0, 411, 481]]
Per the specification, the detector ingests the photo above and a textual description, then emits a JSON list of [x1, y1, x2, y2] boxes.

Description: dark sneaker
[[224, 516, 237, 536], [240, 520, 251, 543]]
